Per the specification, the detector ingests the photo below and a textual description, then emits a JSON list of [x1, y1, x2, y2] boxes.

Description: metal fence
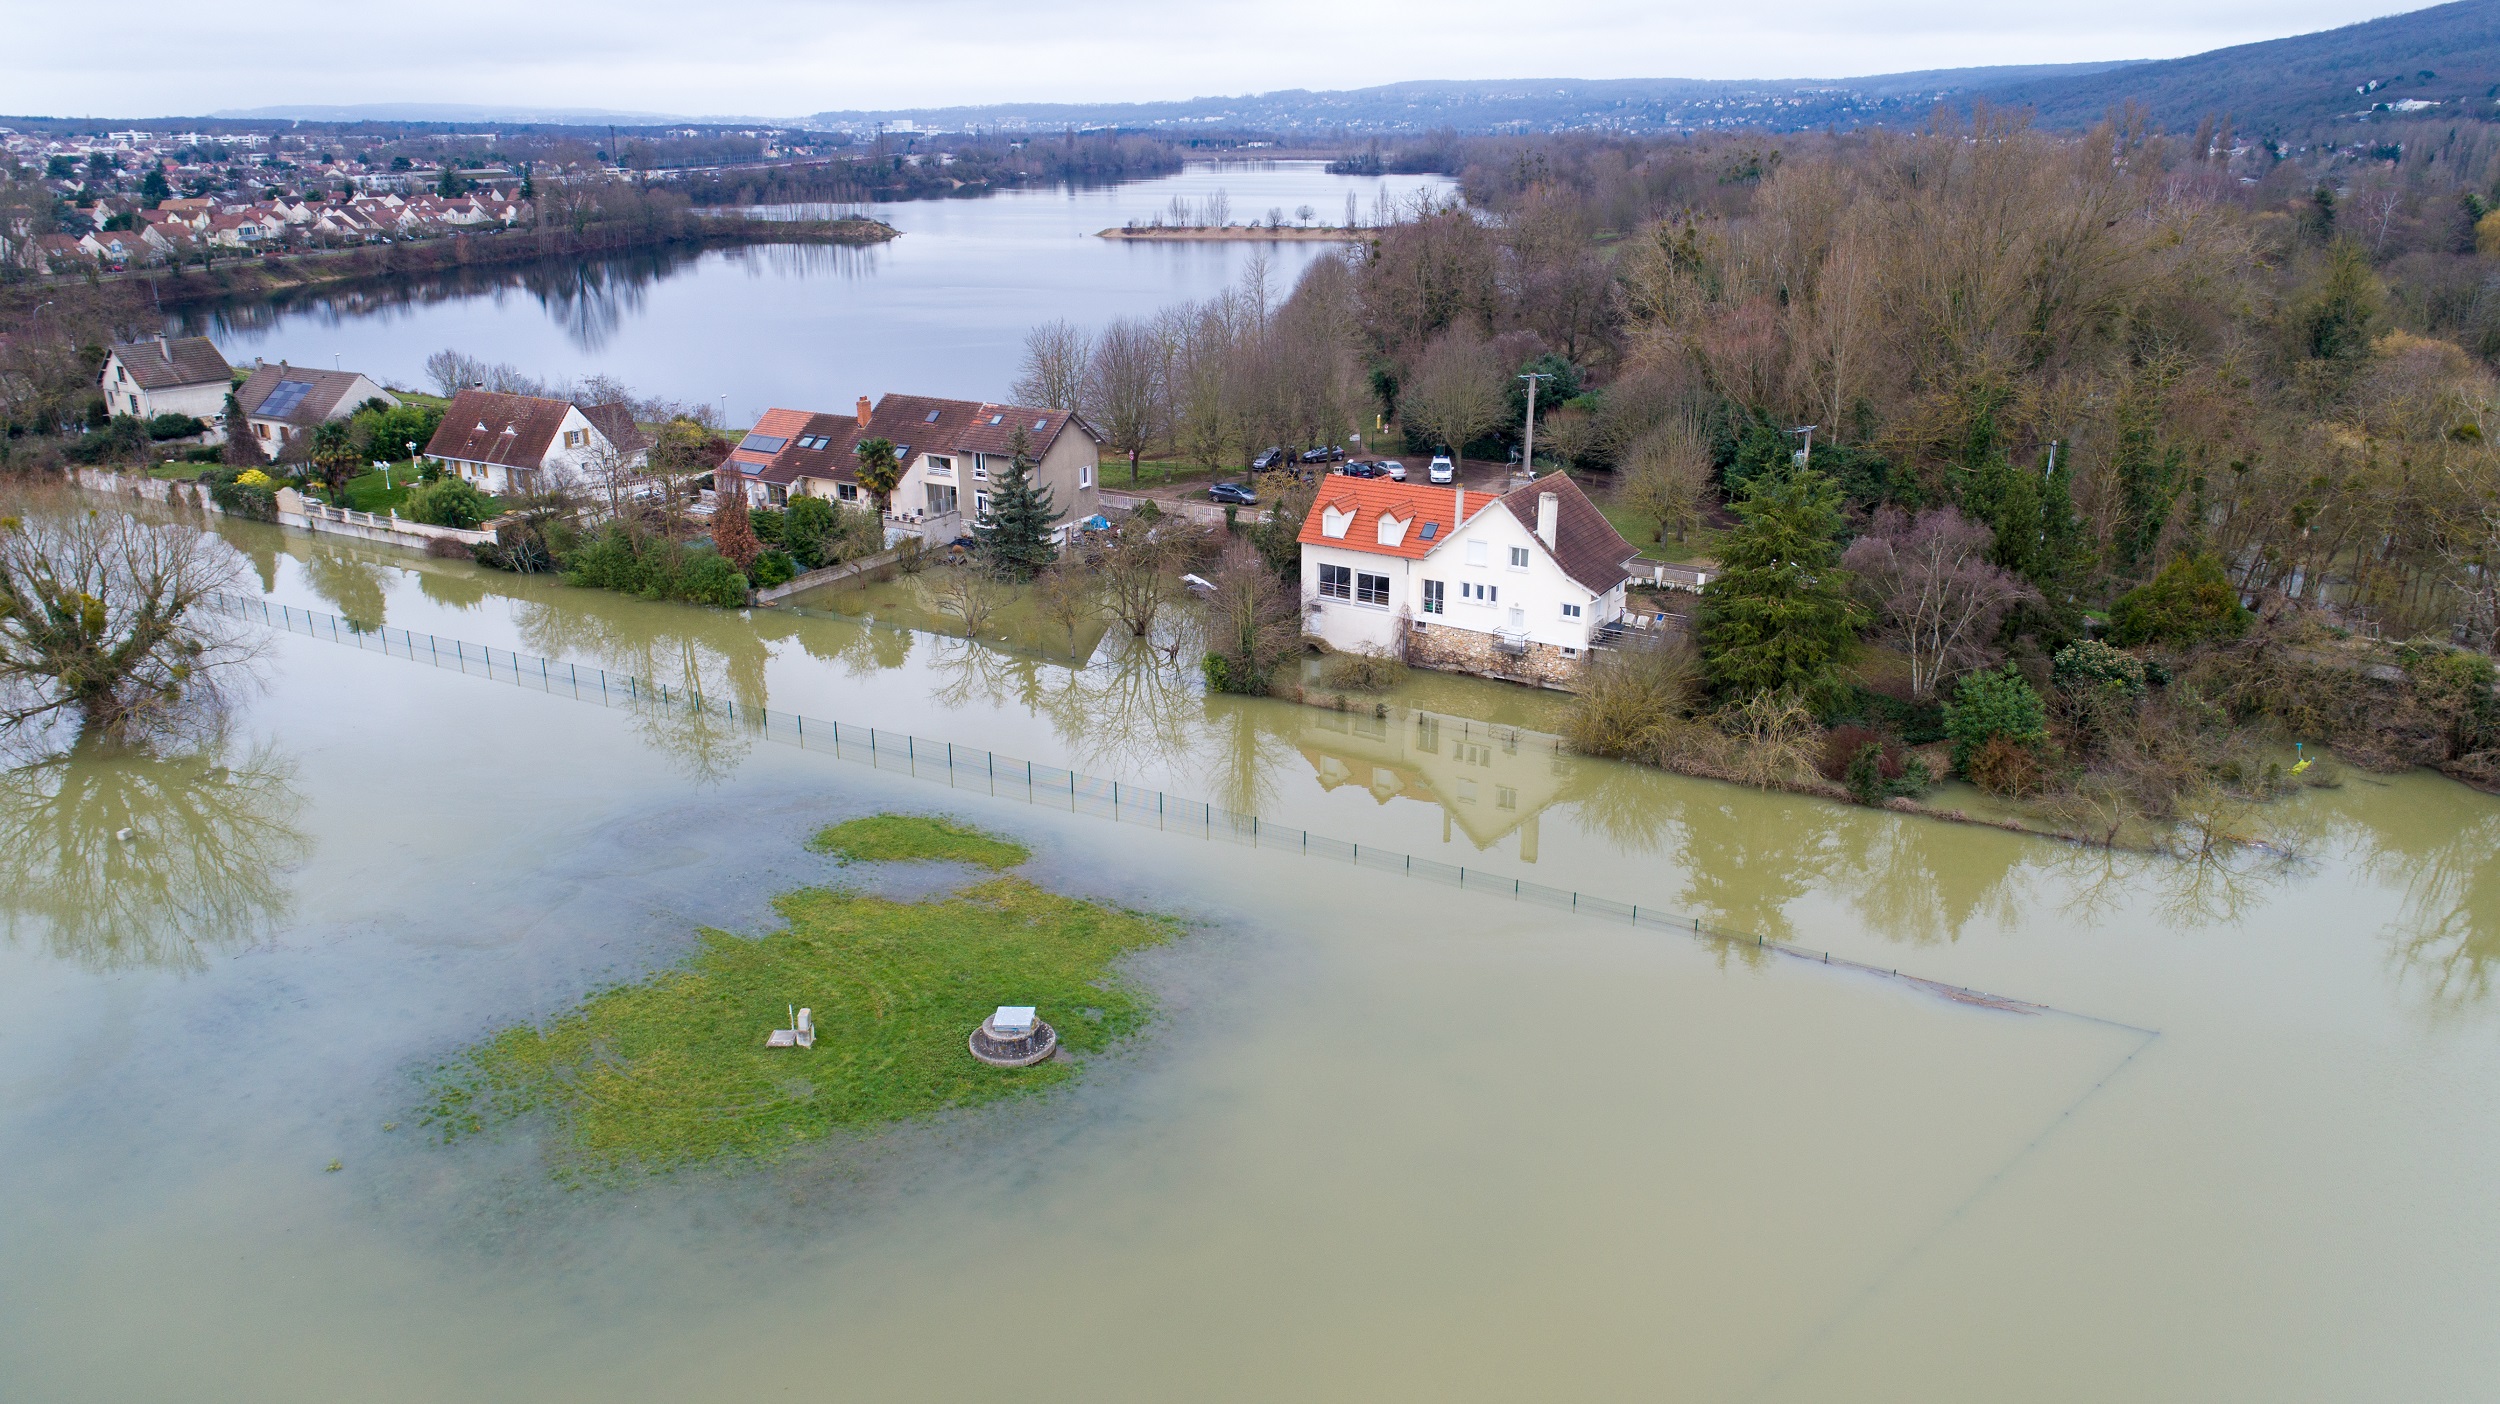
[[220, 593, 2145, 1029]]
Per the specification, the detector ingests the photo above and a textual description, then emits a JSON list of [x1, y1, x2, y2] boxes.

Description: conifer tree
[[1699, 466, 1859, 700], [972, 425, 1062, 580], [220, 389, 264, 467]]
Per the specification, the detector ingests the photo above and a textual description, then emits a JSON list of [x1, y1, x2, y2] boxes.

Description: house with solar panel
[[421, 387, 652, 496], [716, 393, 1102, 544], [234, 362, 398, 458], [1297, 474, 1641, 689], [99, 336, 231, 423]]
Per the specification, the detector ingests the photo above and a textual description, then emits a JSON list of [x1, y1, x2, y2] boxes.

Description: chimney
[[1536, 491, 1558, 550], [1452, 485, 1464, 525], [855, 395, 872, 427], [157, 334, 171, 362]]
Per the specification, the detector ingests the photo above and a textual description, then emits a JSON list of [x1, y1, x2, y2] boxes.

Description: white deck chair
[[765, 1004, 816, 1049]]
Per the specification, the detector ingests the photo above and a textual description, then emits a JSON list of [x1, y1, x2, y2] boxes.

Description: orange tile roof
[[1295, 478, 1495, 560]]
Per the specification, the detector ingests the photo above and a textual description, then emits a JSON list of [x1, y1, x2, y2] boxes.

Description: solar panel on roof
[[738, 434, 788, 453], [259, 379, 316, 419]]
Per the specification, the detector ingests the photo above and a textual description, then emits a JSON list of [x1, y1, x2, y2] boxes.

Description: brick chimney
[[1536, 491, 1558, 550], [855, 395, 872, 427]]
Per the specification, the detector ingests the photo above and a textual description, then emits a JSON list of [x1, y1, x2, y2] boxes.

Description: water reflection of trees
[[511, 596, 771, 783], [302, 545, 389, 633], [0, 732, 308, 972], [173, 247, 706, 354], [2350, 794, 2500, 1016]]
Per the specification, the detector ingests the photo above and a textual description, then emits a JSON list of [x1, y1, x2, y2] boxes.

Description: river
[[0, 524, 2494, 1400], [166, 161, 1455, 419]]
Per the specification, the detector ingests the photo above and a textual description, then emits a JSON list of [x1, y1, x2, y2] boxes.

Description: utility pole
[[1518, 371, 1553, 479], [1788, 424, 1818, 472]]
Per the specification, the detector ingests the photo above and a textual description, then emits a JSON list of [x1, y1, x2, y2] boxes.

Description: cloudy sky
[[4, 0, 2432, 119]]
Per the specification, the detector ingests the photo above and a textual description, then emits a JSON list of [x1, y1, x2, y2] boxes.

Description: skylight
[[1033, 418, 1047, 431], [925, 410, 940, 423], [990, 415, 1003, 425], [1420, 521, 1439, 540]]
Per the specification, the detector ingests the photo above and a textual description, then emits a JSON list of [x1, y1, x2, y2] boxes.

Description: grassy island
[[424, 814, 1176, 1175]]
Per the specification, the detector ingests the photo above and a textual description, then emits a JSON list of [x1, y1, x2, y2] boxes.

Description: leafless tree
[[1011, 319, 1093, 411], [1840, 506, 2040, 699], [1618, 420, 1715, 543], [1083, 317, 1166, 484], [0, 493, 258, 739], [1032, 564, 1103, 652], [1091, 520, 1196, 637], [920, 566, 1008, 639], [1400, 326, 1507, 461], [1201, 539, 1300, 694], [424, 348, 486, 397]]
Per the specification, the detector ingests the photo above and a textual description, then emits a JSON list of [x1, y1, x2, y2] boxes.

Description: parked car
[[1300, 444, 1347, 464], [1428, 454, 1456, 484], [1208, 481, 1259, 506], [1374, 459, 1409, 481], [1335, 461, 1389, 480], [1252, 446, 1289, 471]]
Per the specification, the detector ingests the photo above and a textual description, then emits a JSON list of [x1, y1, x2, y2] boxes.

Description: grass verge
[[808, 812, 1031, 869]]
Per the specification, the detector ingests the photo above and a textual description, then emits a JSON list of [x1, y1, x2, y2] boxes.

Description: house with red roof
[[421, 388, 651, 496], [717, 393, 1102, 542], [1298, 473, 1641, 687]]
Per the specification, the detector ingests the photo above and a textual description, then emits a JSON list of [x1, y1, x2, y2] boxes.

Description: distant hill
[[209, 102, 765, 126], [795, 65, 2136, 136], [1983, 0, 2500, 137]]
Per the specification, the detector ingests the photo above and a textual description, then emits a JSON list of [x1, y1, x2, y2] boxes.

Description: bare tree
[[0, 494, 257, 738], [1091, 520, 1196, 637], [1011, 319, 1093, 411], [920, 566, 1008, 640], [1083, 317, 1165, 485], [1618, 421, 1714, 544], [1840, 506, 2040, 699], [1399, 327, 1507, 463], [1032, 564, 1102, 651], [424, 348, 486, 397], [1201, 539, 1300, 694]]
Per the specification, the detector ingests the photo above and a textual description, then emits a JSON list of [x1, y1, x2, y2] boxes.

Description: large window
[[1421, 580, 1444, 614], [1319, 563, 1352, 599], [1357, 572, 1390, 606]]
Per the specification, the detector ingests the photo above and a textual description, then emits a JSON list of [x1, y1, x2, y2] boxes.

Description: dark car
[[1252, 446, 1289, 471], [1208, 482, 1259, 506], [1300, 445, 1347, 463], [1334, 461, 1389, 479]]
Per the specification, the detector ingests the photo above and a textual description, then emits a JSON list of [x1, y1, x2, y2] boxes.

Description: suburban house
[[234, 362, 399, 455], [99, 335, 232, 422], [717, 393, 1102, 542], [1298, 473, 1641, 687], [421, 387, 651, 495]]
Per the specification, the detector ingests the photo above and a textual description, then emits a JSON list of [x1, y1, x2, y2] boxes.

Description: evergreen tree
[[972, 425, 1062, 580], [220, 389, 264, 467], [138, 166, 170, 205], [2111, 369, 2184, 574], [1699, 466, 1859, 700]]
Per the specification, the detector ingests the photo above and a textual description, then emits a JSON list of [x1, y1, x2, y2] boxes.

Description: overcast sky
[[4, 0, 2434, 119]]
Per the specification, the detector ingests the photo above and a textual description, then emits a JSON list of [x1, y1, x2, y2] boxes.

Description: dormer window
[[1376, 512, 1410, 547], [1320, 503, 1354, 539]]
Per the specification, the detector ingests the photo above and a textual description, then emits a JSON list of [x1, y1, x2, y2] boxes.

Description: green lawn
[[147, 462, 212, 482], [809, 814, 1030, 870], [334, 464, 417, 513], [1595, 499, 1723, 564], [421, 814, 1180, 1176]]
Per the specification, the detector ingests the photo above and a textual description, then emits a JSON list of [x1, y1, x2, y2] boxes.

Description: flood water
[[168, 162, 1454, 417], [4, 523, 2499, 1401]]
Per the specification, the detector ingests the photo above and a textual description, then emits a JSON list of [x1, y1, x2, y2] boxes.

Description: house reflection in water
[[1296, 707, 1568, 862]]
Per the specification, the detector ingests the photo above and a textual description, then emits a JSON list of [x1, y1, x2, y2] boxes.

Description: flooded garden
[[2, 520, 2497, 1400]]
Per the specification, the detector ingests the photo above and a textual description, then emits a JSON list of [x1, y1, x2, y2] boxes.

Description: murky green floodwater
[[2, 522, 2496, 1401]]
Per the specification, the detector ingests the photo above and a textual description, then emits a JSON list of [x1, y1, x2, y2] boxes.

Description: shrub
[[2053, 639, 2148, 698], [1966, 734, 2046, 796], [234, 468, 274, 489], [2399, 643, 2500, 757], [751, 549, 796, 590], [1317, 649, 1406, 691], [402, 477, 491, 529], [1944, 665, 2049, 776], [69, 416, 150, 465], [1565, 644, 1699, 758], [146, 412, 206, 441], [678, 551, 750, 608], [426, 535, 472, 560], [1819, 723, 1898, 782], [2107, 554, 2251, 648], [203, 465, 276, 521]]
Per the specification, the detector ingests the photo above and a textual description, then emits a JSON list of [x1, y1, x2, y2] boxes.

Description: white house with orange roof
[[1298, 473, 1642, 688]]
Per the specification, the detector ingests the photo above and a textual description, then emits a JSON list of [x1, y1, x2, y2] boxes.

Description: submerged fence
[[220, 594, 2146, 1030]]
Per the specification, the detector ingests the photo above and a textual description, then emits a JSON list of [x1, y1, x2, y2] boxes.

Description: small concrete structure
[[765, 1006, 815, 1049], [969, 1005, 1056, 1066]]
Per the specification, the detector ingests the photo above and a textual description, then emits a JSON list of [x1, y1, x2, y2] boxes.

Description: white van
[[1428, 454, 1455, 485]]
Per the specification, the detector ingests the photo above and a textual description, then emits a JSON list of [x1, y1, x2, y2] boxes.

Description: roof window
[[990, 415, 1003, 425], [924, 410, 940, 423], [1033, 418, 1047, 431]]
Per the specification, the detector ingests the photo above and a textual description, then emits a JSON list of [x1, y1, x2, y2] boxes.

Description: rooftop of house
[[724, 393, 1095, 487], [106, 335, 231, 390], [235, 362, 387, 427], [422, 387, 643, 469], [1298, 472, 1640, 594]]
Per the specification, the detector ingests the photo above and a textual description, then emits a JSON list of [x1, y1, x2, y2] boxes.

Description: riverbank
[[1097, 225, 1372, 242], [28, 215, 897, 311]]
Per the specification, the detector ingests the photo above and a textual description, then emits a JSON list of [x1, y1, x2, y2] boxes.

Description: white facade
[[1302, 484, 1629, 659], [99, 350, 227, 422], [437, 406, 641, 494]]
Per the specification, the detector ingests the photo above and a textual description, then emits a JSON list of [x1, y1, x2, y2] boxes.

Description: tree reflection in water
[[511, 596, 771, 784], [177, 247, 702, 355], [1829, 812, 2028, 948], [2353, 795, 2500, 1017], [302, 545, 389, 634], [0, 730, 309, 972]]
